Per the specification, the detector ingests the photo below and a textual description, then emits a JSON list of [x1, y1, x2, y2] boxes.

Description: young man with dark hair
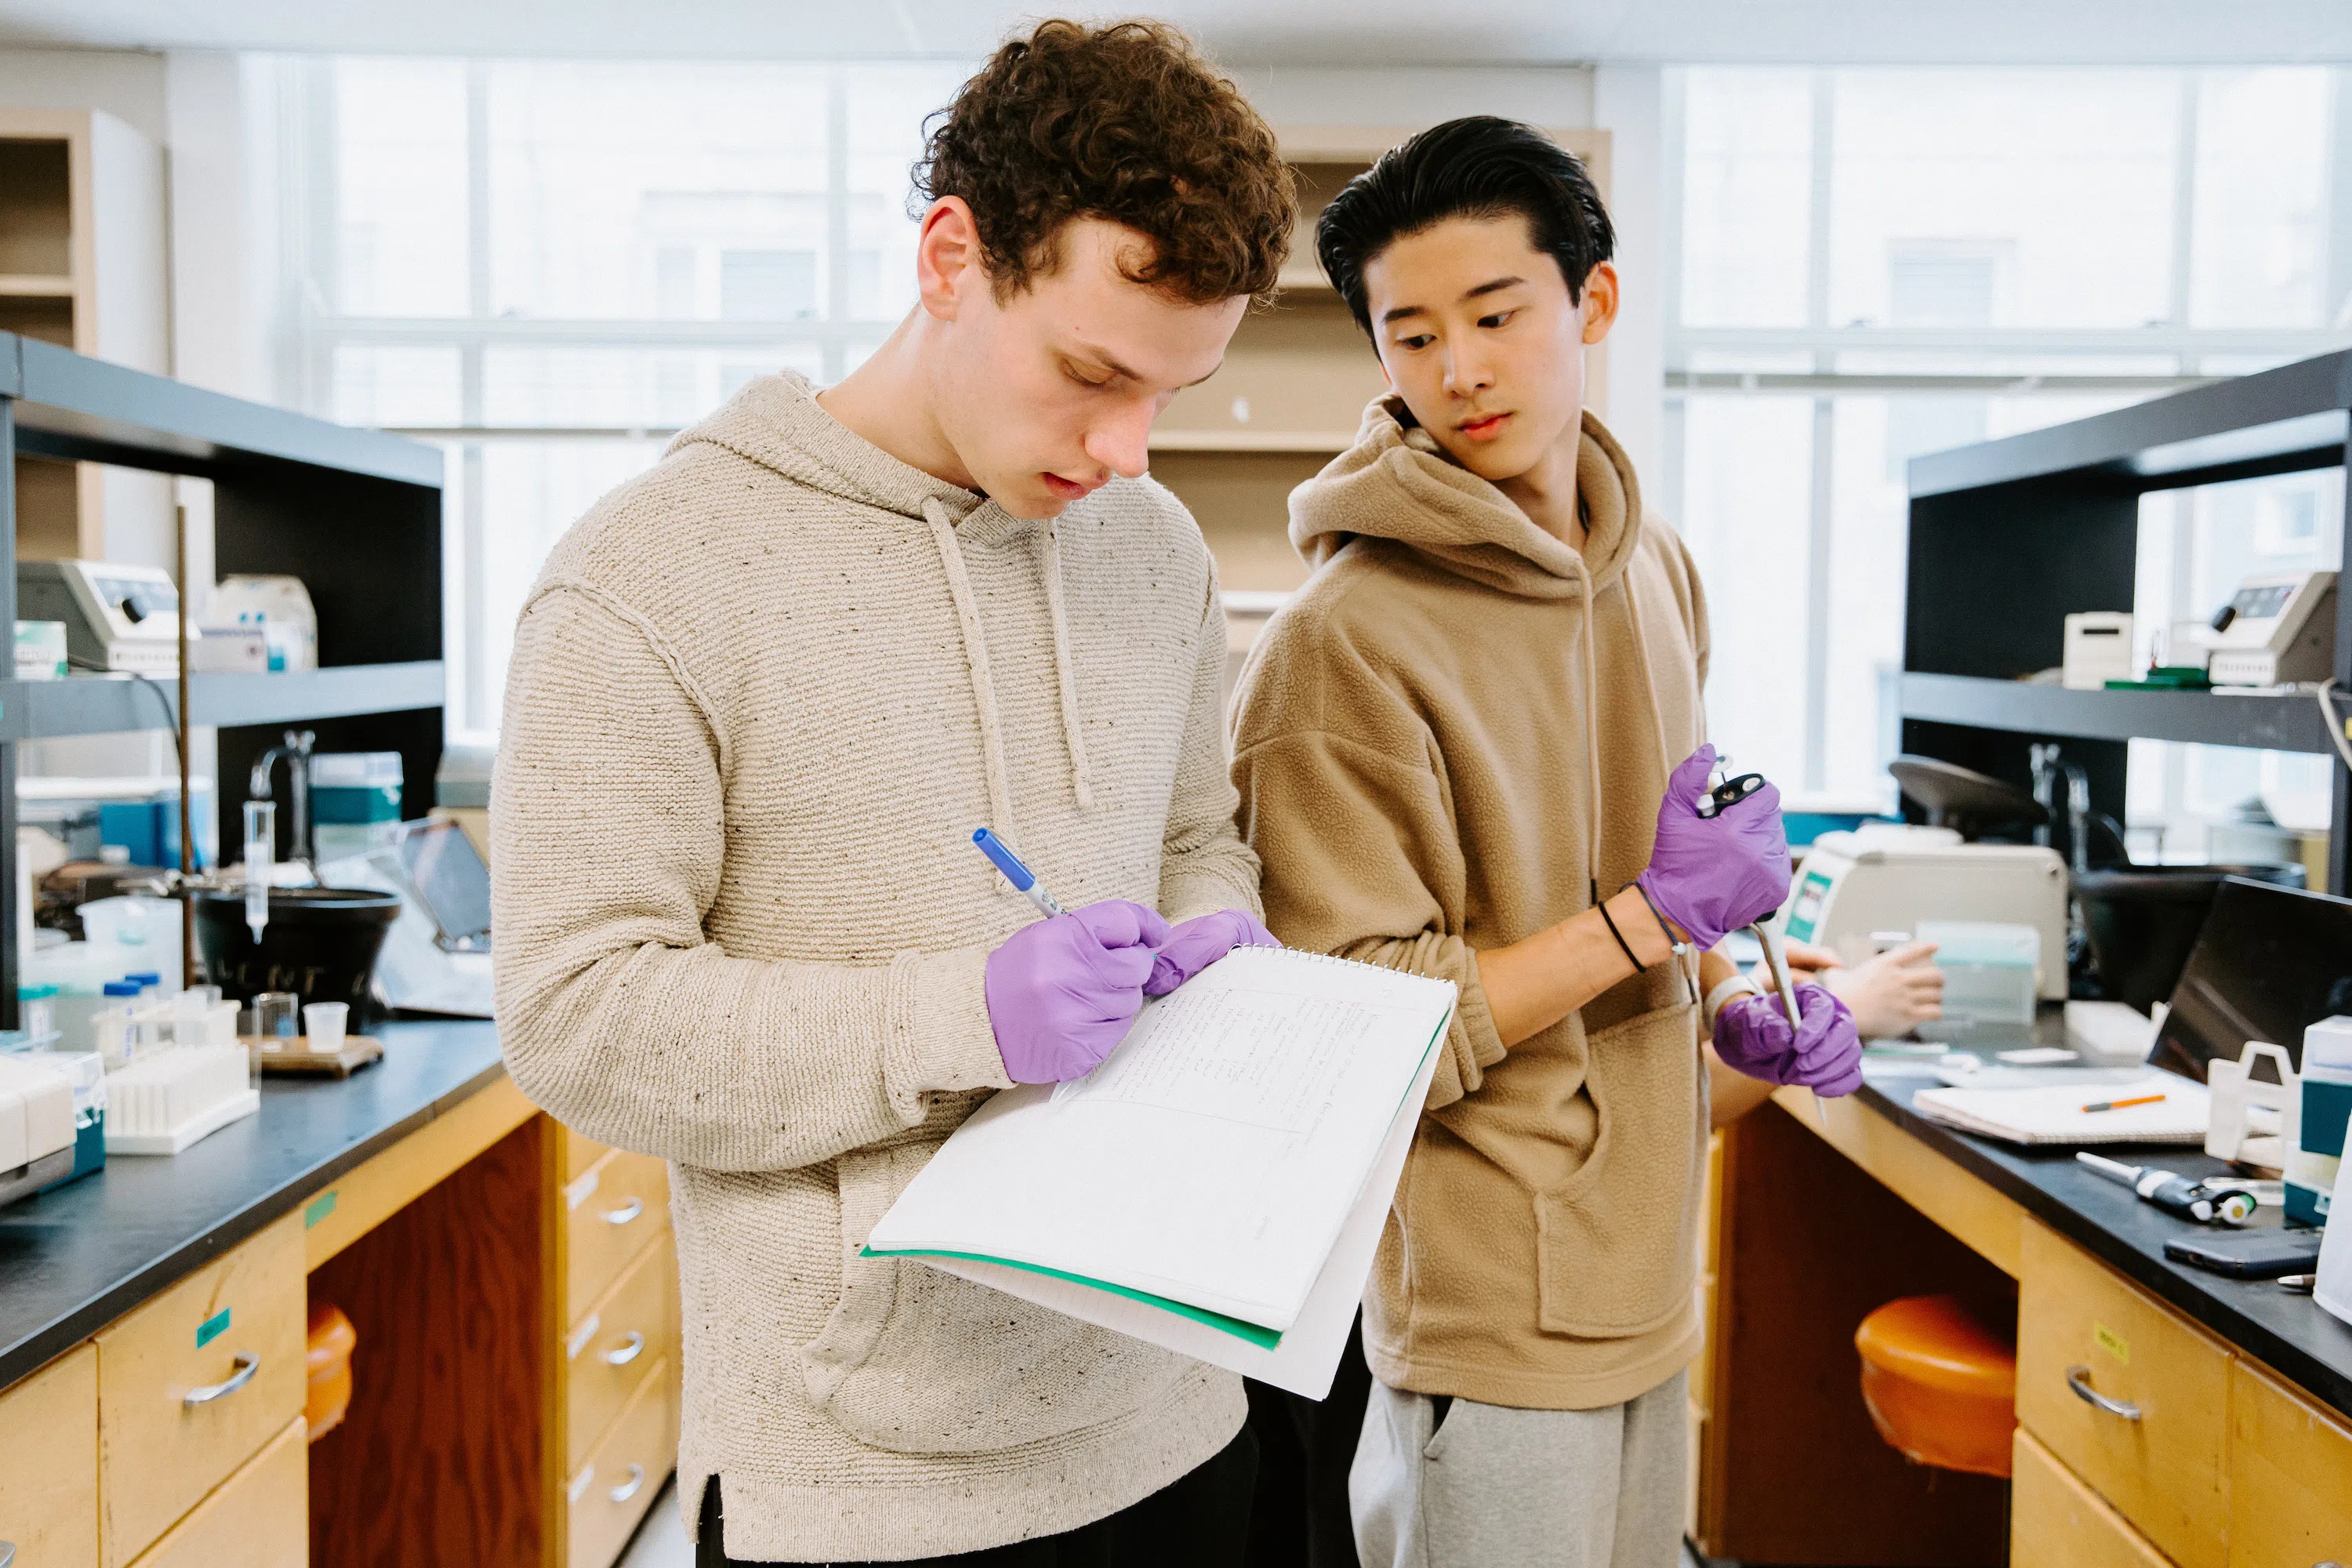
[[1230, 116, 1864, 1565], [492, 22, 1288, 1565]]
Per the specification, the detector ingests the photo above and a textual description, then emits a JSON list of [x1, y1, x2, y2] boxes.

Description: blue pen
[[972, 828, 1066, 918]]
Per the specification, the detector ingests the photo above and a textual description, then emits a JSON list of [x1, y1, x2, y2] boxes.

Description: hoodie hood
[[1290, 393, 1645, 603], [670, 370, 1098, 819]]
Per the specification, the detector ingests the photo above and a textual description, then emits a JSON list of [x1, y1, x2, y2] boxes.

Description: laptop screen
[[2147, 876, 2352, 1080], [395, 818, 494, 948]]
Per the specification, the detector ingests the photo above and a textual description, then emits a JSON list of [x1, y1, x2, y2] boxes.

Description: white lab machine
[[206, 574, 318, 673], [0, 1053, 77, 1207], [2061, 612, 2136, 690], [1783, 824, 2070, 1001], [2203, 569, 2337, 688], [15, 561, 194, 675]]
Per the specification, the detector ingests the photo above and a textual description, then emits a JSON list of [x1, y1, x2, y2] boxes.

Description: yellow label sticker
[[2095, 1323, 2129, 1364]]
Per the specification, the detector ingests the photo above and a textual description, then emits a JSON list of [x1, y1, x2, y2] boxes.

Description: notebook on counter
[[1911, 1071, 2209, 1146], [863, 945, 1456, 1399]]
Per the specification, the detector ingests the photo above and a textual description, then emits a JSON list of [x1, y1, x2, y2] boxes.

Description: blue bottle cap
[[103, 981, 142, 997], [126, 972, 161, 985]]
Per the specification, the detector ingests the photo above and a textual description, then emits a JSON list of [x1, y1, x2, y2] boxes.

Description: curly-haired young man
[[492, 21, 1293, 1566]]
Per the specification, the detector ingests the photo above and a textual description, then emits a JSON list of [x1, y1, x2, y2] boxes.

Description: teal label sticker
[[305, 1190, 339, 1229], [197, 1308, 230, 1348]]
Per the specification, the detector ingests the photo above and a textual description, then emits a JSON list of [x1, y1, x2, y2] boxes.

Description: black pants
[[1243, 1315, 1370, 1568], [695, 1426, 1258, 1567]]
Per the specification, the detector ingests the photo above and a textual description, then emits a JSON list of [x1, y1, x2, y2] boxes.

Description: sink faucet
[[249, 728, 318, 869], [2029, 743, 2061, 849], [2064, 763, 2093, 877]]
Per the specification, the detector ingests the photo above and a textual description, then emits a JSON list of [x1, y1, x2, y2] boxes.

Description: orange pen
[[2081, 1093, 2165, 1113]]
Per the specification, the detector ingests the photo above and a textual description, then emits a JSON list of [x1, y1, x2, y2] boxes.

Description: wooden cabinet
[[2012, 1428, 2173, 1568], [2229, 1358, 2352, 1566], [123, 1417, 305, 1568], [0, 1344, 100, 1567], [95, 1212, 305, 1568], [2016, 1221, 2231, 1568], [566, 1229, 681, 1470], [0, 107, 169, 562], [564, 1148, 670, 1312], [565, 1357, 680, 1568]]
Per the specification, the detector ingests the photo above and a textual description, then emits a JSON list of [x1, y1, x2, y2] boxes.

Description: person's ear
[[1578, 260, 1621, 346], [916, 197, 982, 321]]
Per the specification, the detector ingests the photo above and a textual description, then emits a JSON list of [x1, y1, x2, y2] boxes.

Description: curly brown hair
[[913, 19, 1293, 304]]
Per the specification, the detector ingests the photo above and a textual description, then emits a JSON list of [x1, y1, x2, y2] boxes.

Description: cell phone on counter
[[2163, 1228, 2323, 1279]]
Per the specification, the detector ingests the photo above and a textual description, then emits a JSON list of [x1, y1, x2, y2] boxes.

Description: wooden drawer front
[[564, 1124, 608, 1183], [2229, 1359, 2352, 1566], [0, 1344, 100, 1567], [567, 1356, 679, 1568], [568, 1228, 679, 1468], [2016, 1221, 2230, 1568], [124, 1416, 305, 1568], [96, 1212, 305, 1568], [566, 1149, 669, 1312], [2012, 1428, 2172, 1568]]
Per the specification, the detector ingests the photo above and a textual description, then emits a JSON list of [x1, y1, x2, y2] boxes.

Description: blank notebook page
[[864, 946, 1454, 1333]]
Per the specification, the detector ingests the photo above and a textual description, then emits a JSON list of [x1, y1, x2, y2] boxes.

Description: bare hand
[[1816, 941, 1944, 1040], [1778, 938, 1842, 975]]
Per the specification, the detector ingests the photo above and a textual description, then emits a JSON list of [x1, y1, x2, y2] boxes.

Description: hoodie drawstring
[[1039, 522, 1096, 811], [923, 498, 1018, 848], [923, 497, 1096, 877], [1569, 555, 1605, 902]]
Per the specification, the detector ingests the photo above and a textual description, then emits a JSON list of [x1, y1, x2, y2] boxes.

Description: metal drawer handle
[[184, 1352, 260, 1407], [603, 1197, 644, 1226], [604, 1330, 647, 1367], [565, 1312, 602, 1362], [568, 1465, 594, 1505], [607, 1464, 647, 1504], [2065, 1364, 2142, 1421]]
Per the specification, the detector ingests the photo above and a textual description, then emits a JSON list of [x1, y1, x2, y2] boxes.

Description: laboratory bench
[[0, 1020, 680, 1568], [1694, 1053, 2352, 1567]]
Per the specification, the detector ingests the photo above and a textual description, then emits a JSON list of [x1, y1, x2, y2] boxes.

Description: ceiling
[[1, 0, 2348, 65]]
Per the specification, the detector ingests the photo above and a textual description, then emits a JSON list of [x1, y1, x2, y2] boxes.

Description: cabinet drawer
[[96, 1210, 304, 1568], [0, 1344, 99, 1567], [124, 1416, 305, 1568], [567, 1355, 679, 1568], [564, 1125, 607, 1183], [568, 1227, 680, 1468], [2011, 1428, 2172, 1568], [2016, 1221, 2229, 1568], [566, 1149, 669, 1312], [2229, 1358, 2352, 1566]]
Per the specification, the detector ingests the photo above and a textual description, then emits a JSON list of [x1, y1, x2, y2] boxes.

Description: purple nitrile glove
[[1712, 983, 1863, 1096], [1633, 744, 1792, 952], [1145, 909, 1279, 996], [984, 899, 1173, 1083]]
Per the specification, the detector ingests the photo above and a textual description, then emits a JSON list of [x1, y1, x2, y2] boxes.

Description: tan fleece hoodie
[[1229, 395, 1711, 1410]]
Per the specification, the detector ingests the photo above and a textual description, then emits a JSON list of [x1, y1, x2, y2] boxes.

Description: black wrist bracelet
[[1593, 881, 1648, 975], [1630, 880, 1684, 953]]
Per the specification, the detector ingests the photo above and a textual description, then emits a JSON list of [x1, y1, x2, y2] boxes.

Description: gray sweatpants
[[1348, 1371, 1689, 1568]]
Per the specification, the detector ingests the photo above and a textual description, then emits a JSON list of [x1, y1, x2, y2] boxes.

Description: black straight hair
[[1316, 115, 1616, 338]]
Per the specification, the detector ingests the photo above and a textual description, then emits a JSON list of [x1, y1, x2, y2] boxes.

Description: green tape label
[[305, 1190, 339, 1229], [197, 1308, 230, 1348]]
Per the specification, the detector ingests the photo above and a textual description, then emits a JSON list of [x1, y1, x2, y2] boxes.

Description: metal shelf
[[1899, 673, 2341, 755], [5, 335, 441, 486], [0, 662, 446, 741]]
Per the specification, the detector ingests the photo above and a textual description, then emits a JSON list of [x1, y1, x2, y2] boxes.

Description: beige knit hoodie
[[491, 372, 1259, 1561], [1229, 396, 1711, 1411]]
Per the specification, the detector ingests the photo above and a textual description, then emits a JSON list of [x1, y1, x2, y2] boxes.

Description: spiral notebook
[[863, 945, 1457, 1398]]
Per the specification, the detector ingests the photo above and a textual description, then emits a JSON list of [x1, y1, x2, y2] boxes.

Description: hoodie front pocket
[[797, 1142, 1196, 1455], [1532, 1004, 1706, 1339]]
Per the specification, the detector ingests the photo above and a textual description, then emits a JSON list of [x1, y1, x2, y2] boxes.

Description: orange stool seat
[[306, 1301, 358, 1442], [1853, 1294, 2016, 1478]]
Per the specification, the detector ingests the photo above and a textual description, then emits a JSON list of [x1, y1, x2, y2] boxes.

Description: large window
[[290, 58, 971, 743], [1667, 65, 2352, 847]]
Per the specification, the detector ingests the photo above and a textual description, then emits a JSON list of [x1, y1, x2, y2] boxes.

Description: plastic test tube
[[244, 800, 276, 942]]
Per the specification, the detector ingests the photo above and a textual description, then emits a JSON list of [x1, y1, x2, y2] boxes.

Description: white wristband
[[1703, 973, 1762, 1032]]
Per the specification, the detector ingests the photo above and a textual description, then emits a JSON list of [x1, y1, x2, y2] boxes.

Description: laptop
[[2147, 876, 2352, 1081]]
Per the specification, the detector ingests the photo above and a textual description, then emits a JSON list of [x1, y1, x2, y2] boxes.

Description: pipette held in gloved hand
[[1634, 746, 1792, 952], [2076, 1152, 2257, 1225], [1714, 983, 1863, 1098]]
